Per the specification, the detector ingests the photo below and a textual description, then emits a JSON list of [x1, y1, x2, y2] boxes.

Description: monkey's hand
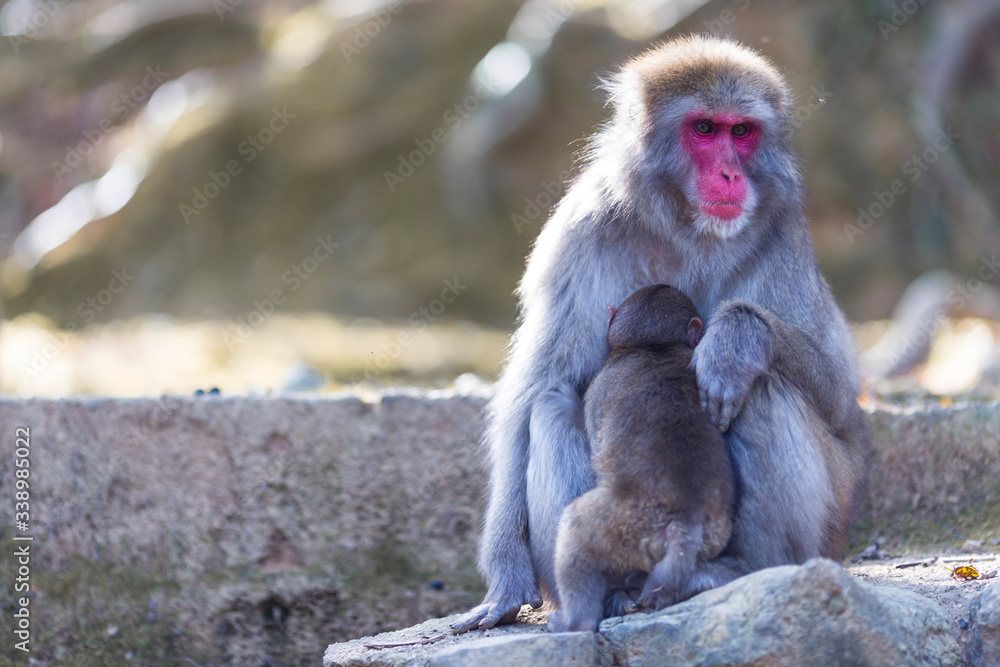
[[449, 586, 543, 634], [692, 301, 773, 432]]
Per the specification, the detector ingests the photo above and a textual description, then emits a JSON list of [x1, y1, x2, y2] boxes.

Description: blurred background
[[1, 0, 999, 399]]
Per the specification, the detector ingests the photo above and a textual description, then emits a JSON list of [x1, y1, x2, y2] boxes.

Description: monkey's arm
[[449, 366, 543, 633], [451, 349, 597, 633], [451, 212, 617, 633], [694, 299, 858, 432]]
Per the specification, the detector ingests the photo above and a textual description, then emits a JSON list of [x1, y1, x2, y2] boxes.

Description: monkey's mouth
[[700, 201, 743, 220]]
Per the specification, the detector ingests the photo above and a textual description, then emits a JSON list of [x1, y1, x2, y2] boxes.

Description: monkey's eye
[[731, 124, 748, 137], [694, 120, 714, 135]]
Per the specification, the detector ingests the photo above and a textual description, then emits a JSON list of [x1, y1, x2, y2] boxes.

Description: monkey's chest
[[641, 246, 682, 286]]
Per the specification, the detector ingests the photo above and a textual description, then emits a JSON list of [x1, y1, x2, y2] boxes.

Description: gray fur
[[450, 35, 869, 634]]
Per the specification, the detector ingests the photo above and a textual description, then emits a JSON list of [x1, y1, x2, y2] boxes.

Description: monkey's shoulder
[[601, 344, 694, 376], [587, 345, 697, 403]]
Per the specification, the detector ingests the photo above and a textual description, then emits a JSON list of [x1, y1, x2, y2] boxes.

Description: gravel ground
[[847, 551, 999, 660]]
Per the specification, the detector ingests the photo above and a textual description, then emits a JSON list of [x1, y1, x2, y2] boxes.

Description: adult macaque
[[451, 35, 869, 633], [546, 284, 734, 633]]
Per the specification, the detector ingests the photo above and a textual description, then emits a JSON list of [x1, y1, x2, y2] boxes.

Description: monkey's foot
[[449, 590, 542, 634], [637, 585, 681, 612], [603, 573, 646, 618], [546, 609, 597, 633], [545, 609, 568, 632]]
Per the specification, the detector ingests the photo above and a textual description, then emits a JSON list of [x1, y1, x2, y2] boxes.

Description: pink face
[[681, 112, 760, 221]]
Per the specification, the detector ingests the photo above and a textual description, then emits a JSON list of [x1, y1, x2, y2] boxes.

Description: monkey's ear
[[687, 317, 704, 347]]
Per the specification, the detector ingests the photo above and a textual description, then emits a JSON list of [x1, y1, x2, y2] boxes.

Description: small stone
[[959, 619, 969, 630], [280, 363, 324, 392], [962, 539, 983, 553], [852, 544, 879, 562]]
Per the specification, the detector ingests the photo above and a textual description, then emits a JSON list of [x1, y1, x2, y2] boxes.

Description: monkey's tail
[[638, 521, 702, 610]]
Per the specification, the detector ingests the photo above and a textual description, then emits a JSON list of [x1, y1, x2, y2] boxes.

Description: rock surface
[[317, 610, 548, 667], [848, 553, 1000, 660], [970, 582, 1000, 666], [430, 631, 603, 667], [602, 559, 961, 667], [864, 401, 1000, 535], [0, 390, 490, 666], [325, 559, 963, 667], [0, 394, 997, 665]]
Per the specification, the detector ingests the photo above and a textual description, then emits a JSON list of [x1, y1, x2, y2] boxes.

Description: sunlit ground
[[0, 313, 507, 396], [854, 317, 1000, 404], [1, 314, 999, 400]]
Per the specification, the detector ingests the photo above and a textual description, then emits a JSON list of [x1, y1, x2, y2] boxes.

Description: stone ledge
[[0, 394, 997, 665], [325, 559, 975, 667]]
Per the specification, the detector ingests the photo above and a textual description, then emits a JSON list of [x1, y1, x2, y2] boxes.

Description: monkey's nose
[[721, 168, 740, 182]]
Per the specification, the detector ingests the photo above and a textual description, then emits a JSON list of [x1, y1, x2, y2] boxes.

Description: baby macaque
[[546, 284, 735, 633]]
